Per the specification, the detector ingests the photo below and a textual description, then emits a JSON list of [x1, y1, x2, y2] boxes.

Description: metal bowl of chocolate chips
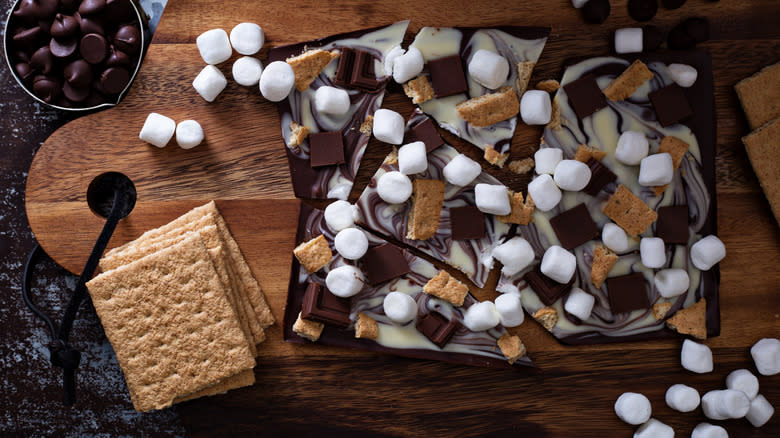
[[4, 0, 145, 111]]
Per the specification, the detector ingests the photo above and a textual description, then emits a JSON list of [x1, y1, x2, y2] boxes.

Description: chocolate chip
[[416, 311, 460, 348], [362, 243, 411, 286], [80, 33, 108, 64], [35, 0, 59, 19], [562, 74, 607, 120], [12, 0, 40, 23], [79, 0, 106, 16], [105, 45, 130, 67], [30, 46, 54, 74], [13, 26, 43, 50], [606, 272, 649, 314], [38, 18, 53, 35], [62, 81, 90, 102], [667, 23, 696, 50], [662, 0, 686, 9], [655, 205, 689, 244], [301, 282, 352, 328], [50, 13, 79, 38], [450, 206, 485, 240], [582, 0, 611, 24], [649, 84, 693, 127], [642, 25, 664, 51], [60, 0, 79, 11], [429, 55, 468, 98], [628, 0, 658, 22], [683, 17, 710, 43], [524, 268, 572, 305], [32, 74, 61, 102], [550, 204, 600, 250], [309, 131, 345, 168], [64, 59, 92, 88], [404, 117, 444, 152], [14, 62, 36, 84], [74, 12, 104, 35], [50, 36, 78, 59], [105, 0, 137, 22], [99, 66, 130, 94], [114, 24, 141, 55], [583, 157, 617, 196]]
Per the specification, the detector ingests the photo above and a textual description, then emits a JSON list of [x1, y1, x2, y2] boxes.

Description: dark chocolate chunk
[[405, 117, 444, 152], [50, 13, 79, 39], [13, 26, 43, 50], [81, 33, 108, 64], [30, 46, 54, 74], [649, 84, 693, 127], [14, 62, 36, 84], [32, 74, 61, 102], [99, 66, 130, 94], [349, 50, 380, 92], [563, 74, 607, 120], [642, 25, 664, 51], [308, 131, 345, 168], [105, 45, 130, 67], [606, 272, 650, 314], [362, 243, 411, 286], [334, 47, 356, 87], [416, 311, 460, 348], [549, 203, 600, 250], [628, 0, 658, 22], [450, 206, 486, 240], [62, 81, 90, 102], [667, 24, 696, 50], [64, 59, 92, 88], [524, 268, 572, 305], [50, 37, 78, 59], [683, 17, 710, 43], [114, 24, 141, 55], [656, 205, 689, 244], [79, 0, 106, 16], [662, 0, 686, 9], [301, 282, 352, 327], [583, 157, 617, 196], [428, 55, 468, 98], [582, 0, 611, 24], [74, 12, 104, 35]]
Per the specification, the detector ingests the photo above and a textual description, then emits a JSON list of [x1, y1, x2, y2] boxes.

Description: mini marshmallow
[[468, 49, 509, 90], [746, 394, 775, 427], [702, 389, 750, 420], [443, 153, 481, 186], [475, 184, 511, 216], [615, 131, 649, 166], [541, 245, 577, 284], [196, 28, 232, 65], [324, 200, 358, 232], [494, 293, 525, 327], [232, 56, 263, 86], [726, 369, 759, 400], [614, 392, 652, 425], [564, 287, 596, 320], [534, 148, 563, 175], [681, 339, 714, 373], [553, 159, 592, 191], [372, 109, 405, 145], [492, 237, 535, 276], [668, 63, 698, 88], [751, 338, 780, 376], [139, 112, 175, 148], [193, 65, 228, 102], [383, 45, 405, 76], [527, 174, 562, 212], [691, 423, 728, 438], [638, 153, 674, 187], [383, 291, 418, 324], [392, 46, 424, 84], [229, 22, 264, 56], [377, 171, 413, 204], [463, 301, 501, 332], [334, 228, 369, 260], [398, 141, 428, 175], [520, 90, 552, 125], [602, 222, 630, 253], [634, 419, 674, 438], [571, 0, 589, 8], [614, 28, 643, 54], [325, 265, 365, 298], [640, 237, 666, 268], [175, 120, 204, 149], [259, 61, 295, 102], [690, 235, 726, 271], [315, 85, 350, 116], [665, 384, 700, 412], [654, 269, 690, 298]]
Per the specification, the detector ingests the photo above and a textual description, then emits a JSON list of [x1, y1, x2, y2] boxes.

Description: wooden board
[[25, 0, 780, 435]]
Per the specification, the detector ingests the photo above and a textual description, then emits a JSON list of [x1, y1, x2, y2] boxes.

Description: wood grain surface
[[24, 0, 779, 436]]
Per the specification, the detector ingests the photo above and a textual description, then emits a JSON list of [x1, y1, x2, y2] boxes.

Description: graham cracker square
[[734, 62, 780, 130], [403, 75, 435, 104], [294, 234, 333, 273], [406, 179, 445, 240], [456, 86, 520, 127], [653, 136, 691, 196], [423, 270, 469, 307], [497, 191, 535, 225], [666, 299, 707, 340], [742, 117, 780, 223], [293, 312, 324, 342], [497, 334, 527, 364], [602, 185, 658, 236], [286, 49, 339, 92], [354, 312, 378, 340], [590, 244, 618, 289], [604, 59, 654, 102]]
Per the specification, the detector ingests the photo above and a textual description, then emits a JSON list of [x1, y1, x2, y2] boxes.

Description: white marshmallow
[[638, 153, 674, 187], [193, 65, 228, 102], [463, 301, 501, 332], [372, 109, 405, 144], [633, 419, 674, 438], [703, 389, 751, 420], [392, 46, 424, 84], [665, 384, 700, 412], [468, 49, 509, 90], [534, 148, 563, 175], [398, 141, 428, 175], [527, 174, 562, 212], [668, 63, 698, 88], [564, 287, 596, 320], [232, 56, 263, 86], [602, 222, 630, 253], [571, 0, 589, 8], [229, 23, 264, 56], [520, 90, 552, 125], [139, 112, 176, 148], [654, 268, 690, 298], [383, 45, 405, 76], [681, 339, 714, 374], [383, 291, 418, 324], [614, 28, 643, 54], [615, 131, 649, 165], [726, 369, 759, 400], [314, 85, 350, 116], [553, 159, 592, 191], [175, 120, 204, 149], [746, 394, 774, 427], [701, 391, 729, 421], [334, 228, 368, 260], [492, 237, 535, 276], [443, 154, 481, 186], [377, 171, 413, 204], [690, 235, 726, 271], [640, 237, 666, 268], [541, 245, 576, 284], [614, 392, 652, 425], [196, 28, 232, 65], [494, 293, 525, 327], [259, 61, 295, 102], [324, 200, 358, 232], [325, 265, 365, 298], [474, 184, 511, 216], [691, 423, 728, 438], [751, 338, 780, 376]]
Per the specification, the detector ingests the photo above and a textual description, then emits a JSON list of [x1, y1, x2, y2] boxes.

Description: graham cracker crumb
[[602, 185, 658, 236], [515, 61, 536, 96], [360, 115, 373, 135], [666, 299, 707, 340], [406, 179, 445, 240], [355, 312, 378, 340], [742, 117, 780, 223], [653, 136, 691, 196], [484, 145, 509, 168], [497, 334, 527, 364], [546, 100, 562, 130], [604, 59, 654, 102], [383, 147, 399, 165], [508, 157, 535, 174], [574, 144, 607, 162], [536, 79, 560, 93], [734, 62, 780, 130], [497, 191, 535, 225], [423, 270, 469, 306], [456, 86, 520, 127], [533, 307, 558, 331], [653, 302, 672, 320], [590, 245, 618, 289], [286, 49, 339, 92], [403, 75, 435, 104], [288, 121, 309, 149], [293, 234, 332, 273], [293, 312, 324, 342]]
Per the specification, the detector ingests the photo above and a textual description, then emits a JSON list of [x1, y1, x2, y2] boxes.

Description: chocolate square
[[656, 205, 689, 244], [450, 206, 485, 240], [606, 272, 650, 314], [404, 117, 444, 152], [309, 131, 345, 168], [416, 311, 460, 348], [334, 47, 355, 87], [649, 84, 693, 127], [563, 74, 607, 120], [361, 243, 411, 285], [549, 203, 600, 250], [301, 282, 352, 327], [428, 55, 468, 98], [349, 49, 380, 92], [524, 268, 572, 305], [583, 158, 617, 196]]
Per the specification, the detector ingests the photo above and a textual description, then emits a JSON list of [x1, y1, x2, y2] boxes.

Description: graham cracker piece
[[515, 61, 535, 96], [666, 299, 707, 340], [590, 245, 618, 289], [403, 75, 435, 104], [533, 307, 558, 331], [360, 115, 373, 135], [293, 234, 332, 273], [383, 147, 399, 165], [423, 270, 469, 307], [604, 59, 654, 102], [574, 144, 607, 162], [742, 117, 780, 223], [497, 334, 527, 364], [602, 185, 658, 236], [497, 191, 535, 225], [174, 369, 255, 404], [653, 302, 672, 320], [406, 179, 445, 240], [286, 49, 339, 92], [86, 236, 255, 412], [484, 145, 509, 168], [546, 100, 562, 130], [536, 79, 560, 93], [288, 121, 309, 149], [456, 86, 520, 127], [354, 312, 378, 340], [734, 62, 780, 130], [293, 312, 324, 342], [508, 157, 535, 174], [653, 136, 691, 196]]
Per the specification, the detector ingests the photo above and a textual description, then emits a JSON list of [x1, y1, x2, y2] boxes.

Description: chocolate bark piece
[[628, 0, 658, 22], [582, 0, 611, 24], [300, 282, 351, 328], [583, 158, 617, 196], [563, 75, 607, 120], [309, 131, 345, 168], [524, 268, 572, 306], [404, 117, 444, 152], [656, 205, 689, 244], [607, 272, 650, 314], [429, 55, 468, 98], [416, 311, 460, 348], [450, 206, 485, 240], [549, 203, 599, 250], [362, 243, 410, 286], [649, 84, 693, 127]]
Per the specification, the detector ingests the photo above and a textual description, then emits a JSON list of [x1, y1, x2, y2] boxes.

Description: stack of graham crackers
[[86, 201, 274, 412]]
